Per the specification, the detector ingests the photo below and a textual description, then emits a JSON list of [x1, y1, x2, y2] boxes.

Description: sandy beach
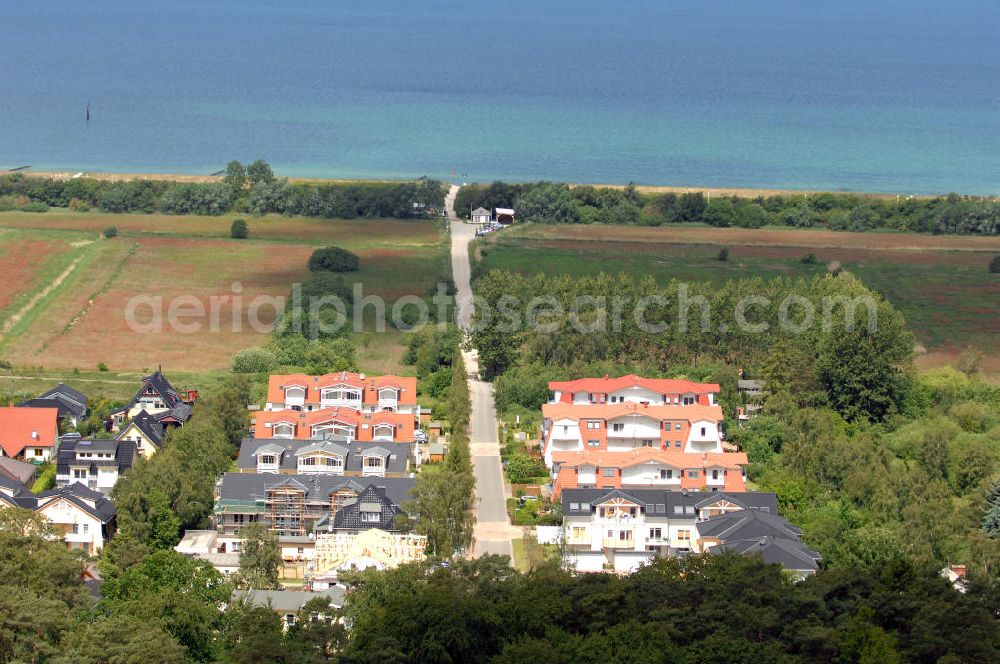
[[13, 170, 941, 200]]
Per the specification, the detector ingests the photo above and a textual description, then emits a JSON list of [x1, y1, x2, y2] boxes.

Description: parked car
[[414, 429, 429, 443]]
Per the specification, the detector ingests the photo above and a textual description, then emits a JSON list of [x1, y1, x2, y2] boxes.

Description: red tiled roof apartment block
[[0, 406, 60, 462], [265, 372, 418, 414], [541, 377, 746, 496]]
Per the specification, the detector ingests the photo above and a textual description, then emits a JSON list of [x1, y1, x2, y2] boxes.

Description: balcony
[[362, 466, 385, 477], [320, 397, 362, 410], [602, 537, 635, 549], [377, 398, 398, 411]]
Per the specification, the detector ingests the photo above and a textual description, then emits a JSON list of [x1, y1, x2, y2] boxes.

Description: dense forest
[[473, 269, 1000, 577], [0, 161, 445, 219], [456, 181, 1000, 235]]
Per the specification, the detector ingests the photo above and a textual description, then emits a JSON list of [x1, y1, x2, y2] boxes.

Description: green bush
[[717, 246, 730, 262], [31, 463, 56, 493], [103, 226, 118, 239], [231, 347, 277, 374], [506, 453, 547, 484], [308, 246, 360, 272], [801, 252, 817, 264], [97, 362, 109, 372], [21, 201, 49, 213], [230, 218, 249, 239], [990, 255, 1000, 273]]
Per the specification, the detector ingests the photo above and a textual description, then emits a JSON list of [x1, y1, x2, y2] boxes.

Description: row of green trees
[[0, 164, 445, 219], [456, 181, 1000, 234], [403, 326, 476, 557], [337, 554, 1000, 663]]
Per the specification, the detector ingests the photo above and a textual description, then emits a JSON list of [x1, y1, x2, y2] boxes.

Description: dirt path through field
[[0, 255, 83, 339]]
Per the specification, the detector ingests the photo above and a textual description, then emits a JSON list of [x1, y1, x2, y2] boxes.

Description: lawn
[[0, 210, 446, 373], [474, 223, 1000, 377]]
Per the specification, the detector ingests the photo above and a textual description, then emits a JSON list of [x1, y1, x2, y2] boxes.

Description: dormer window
[[365, 456, 383, 468], [259, 454, 276, 466], [273, 423, 294, 438], [372, 424, 394, 441]]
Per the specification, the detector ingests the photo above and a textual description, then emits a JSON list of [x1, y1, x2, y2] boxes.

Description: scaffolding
[[266, 487, 306, 536]]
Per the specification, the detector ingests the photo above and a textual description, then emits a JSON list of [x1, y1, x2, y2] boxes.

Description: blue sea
[[1, 0, 998, 194]]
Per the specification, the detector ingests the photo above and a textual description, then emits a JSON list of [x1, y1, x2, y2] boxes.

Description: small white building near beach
[[471, 207, 491, 224]]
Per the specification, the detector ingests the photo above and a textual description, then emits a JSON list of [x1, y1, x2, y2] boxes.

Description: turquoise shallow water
[[1, 0, 998, 194]]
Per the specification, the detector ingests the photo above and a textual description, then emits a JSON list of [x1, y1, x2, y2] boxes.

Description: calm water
[[1, 0, 998, 194]]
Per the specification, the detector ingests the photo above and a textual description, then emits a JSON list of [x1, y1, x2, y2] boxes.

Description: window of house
[[675, 440, 682, 448], [700, 427, 706, 437], [642, 439, 654, 447], [366, 456, 383, 467], [361, 511, 380, 523], [683, 396, 695, 405], [677, 529, 691, 541], [660, 469, 673, 480], [325, 457, 341, 467], [74, 469, 86, 479], [712, 469, 719, 480], [612, 423, 624, 432], [674, 423, 682, 431], [587, 440, 600, 448], [655, 503, 665, 513], [570, 502, 580, 511], [285, 614, 296, 627], [260, 455, 276, 465], [602, 468, 615, 477], [83, 524, 88, 534], [673, 506, 684, 514], [233, 514, 246, 524], [34, 449, 43, 457], [587, 420, 600, 430], [688, 470, 699, 479], [571, 526, 586, 539], [649, 527, 662, 540], [301, 456, 317, 466], [685, 506, 695, 515], [71, 524, 79, 534]]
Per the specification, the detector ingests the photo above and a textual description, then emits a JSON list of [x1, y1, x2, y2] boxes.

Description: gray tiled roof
[[711, 535, 821, 571], [34, 483, 117, 522], [237, 438, 411, 475], [695, 508, 802, 541], [561, 489, 778, 516], [331, 485, 403, 531], [0, 456, 38, 486]]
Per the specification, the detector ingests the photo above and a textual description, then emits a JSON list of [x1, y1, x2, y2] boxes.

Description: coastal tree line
[[456, 181, 1000, 235], [0, 161, 445, 219]]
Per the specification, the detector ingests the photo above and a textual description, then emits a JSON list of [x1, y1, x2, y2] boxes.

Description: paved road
[[446, 185, 520, 560]]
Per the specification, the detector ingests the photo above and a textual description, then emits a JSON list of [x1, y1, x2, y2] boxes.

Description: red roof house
[[0, 406, 60, 462]]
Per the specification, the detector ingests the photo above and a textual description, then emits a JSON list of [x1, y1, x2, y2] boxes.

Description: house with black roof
[[19, 383, 88, 427], [560, 487, 780, 573], [696, 508, 821, 578], [55, 433, 137, 494], [115, 410, 166, 459], [0, 482, 116, 554], [111, 370, 194, 430]]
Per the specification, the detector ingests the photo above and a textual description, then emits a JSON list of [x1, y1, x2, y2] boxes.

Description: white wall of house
[[621, 462, 682, 486], [22, 445, 54, 462], [607, 415, 661, 442], [37, 498, 106, 552], [607, 387, 666, 404], [685, 419, 722, 453]]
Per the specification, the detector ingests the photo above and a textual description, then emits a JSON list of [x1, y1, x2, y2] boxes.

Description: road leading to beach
[[447, 185, 520, 560]]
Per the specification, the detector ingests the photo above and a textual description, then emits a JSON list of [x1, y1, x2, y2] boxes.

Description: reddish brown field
[[515, 223, 1000, 253], [0, 236, 72, 312], [0, 213, 443, 372]]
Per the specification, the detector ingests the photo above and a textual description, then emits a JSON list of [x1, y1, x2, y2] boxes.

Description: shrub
[[0, 196, 18, 211], [801, 252, 817, 264], [31, 463, 56, 493], [97, 362, 109, 372], [506, 453, 547, 483], [231, 347, 276, 374], [103, 226, 118, 239], [230, 218, 249, 239], [717, 247, 730, 262], [21, 201, 49, 213], [0, 359, 12, 371], [990, 255, 1000, 273], [68, 197, 90, 212], [308, 246, 360, 272]]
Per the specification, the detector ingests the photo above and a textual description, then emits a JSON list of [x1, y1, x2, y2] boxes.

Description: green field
[[473, 224, 1000, 376]]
